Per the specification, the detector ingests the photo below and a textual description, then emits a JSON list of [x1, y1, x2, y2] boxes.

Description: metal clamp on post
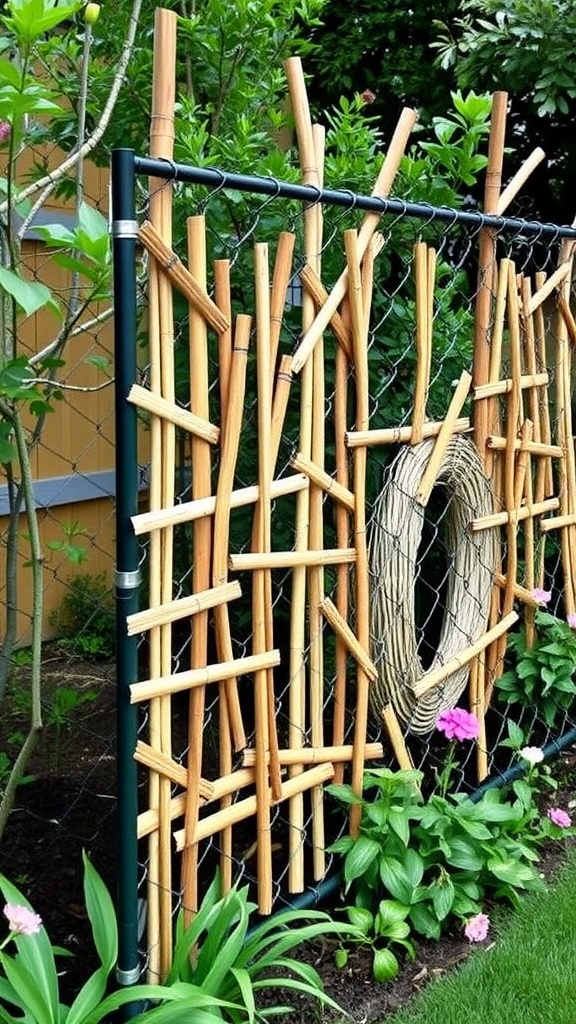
[[112, 219, 139, 239], [116, 965, 141, 986], [115, 568, 142, 590]]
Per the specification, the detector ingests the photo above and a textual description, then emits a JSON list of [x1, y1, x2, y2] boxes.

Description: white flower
[[519, 745, 544, 765]]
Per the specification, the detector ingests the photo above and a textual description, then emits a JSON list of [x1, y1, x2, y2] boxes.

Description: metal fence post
[[111, 147, 141, 1005]]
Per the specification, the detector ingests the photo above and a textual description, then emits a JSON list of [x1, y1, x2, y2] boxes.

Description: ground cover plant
[[383, 847, 576, 1024]]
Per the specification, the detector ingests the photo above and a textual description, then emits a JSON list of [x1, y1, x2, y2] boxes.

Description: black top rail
[[132, 152, 576, 241]]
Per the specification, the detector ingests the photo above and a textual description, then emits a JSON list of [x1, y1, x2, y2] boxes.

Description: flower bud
[[84, 3, 101, 24]]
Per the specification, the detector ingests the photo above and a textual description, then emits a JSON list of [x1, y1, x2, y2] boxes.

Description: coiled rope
[[369, 436, 496, 735]]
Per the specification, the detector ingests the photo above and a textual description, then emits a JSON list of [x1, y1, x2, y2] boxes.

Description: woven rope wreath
[[369, 436, 496, 735]]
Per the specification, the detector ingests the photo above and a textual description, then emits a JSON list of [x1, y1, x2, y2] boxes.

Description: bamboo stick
[[427, 247, 436, 390], [472, 498, 559, 530], [128, 384, 219, 442], [300, 264, 353, 361], [533, 271, 554, 499], [291, 452, 355, 510], [139, 221, 228, 332], [380, 705, 414, 771], [413, 611, 518, 699], [558, 291, 576, 347], [127, 581, 241, 635], [473, 91, 508, 459], [346, 418, 471, 447], [470, 654, 488, 781], [344, 228, 372, 839], [214, 260, 232, 430], [270, 356, 294, 470], [131, 650, 281, 703], [415, 371, 472, 507], [146, 6, 177, 981], [229, 551, 358, 574], [242, 742, 384, 767], [411, 242, 431, 445], [212, 314, 251, 887], [252, 243, 281, 916], [473, 372, 548, 399], [180, 214, 213, 920], [487, 437, 562, 457], [496, 148, 546, 215], [540, 513, 576, 533], [138, 767, 261, 840], [291, 107, 418, 374], [270, 232, 296, 387], [555, 249, 576, 619], [332, 301, 351, 784], [494, 573, 539, 606], [134, 741, 213, 797], [319, 597, 378, 681], [484, 257, 509, 479], [285, 56, 317, 894], [526, 262, 571, 315], [308, 126, 328, 879], [132, 473, 308, 536], [175, 763, 335, 851]]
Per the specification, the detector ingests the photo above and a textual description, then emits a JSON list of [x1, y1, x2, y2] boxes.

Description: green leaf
[[379, 856, 413, 904], [402, 848, 424, 887], [408, 902, 442, 940], [431, 877, 455, 921], [388, 807, 410, 846], [326, 783, 363, 806], [346, 905, 374, 934], [343, 836, 381, 885], [82, 852, 118, 974], [444, 837, 483, 872], [0, 267, 60, 319], [372, 947, 399, 982]]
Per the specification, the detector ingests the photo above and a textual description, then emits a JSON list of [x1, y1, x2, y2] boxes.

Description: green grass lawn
[[384, 850, 576, 1024]]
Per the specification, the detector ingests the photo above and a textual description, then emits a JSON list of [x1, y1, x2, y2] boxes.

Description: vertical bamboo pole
[[215, 260, 232, 433], [212, 314, 251, 892], [521, 277, 539, 646], [147, 7, 177, 981], [344, 229, 372, 837], [308, 123, 327, 880], [411, 242, 430, 444], [253, 242, 277, 913], [492, 261, 522, 691], [533, 272, 554, 503], [555, 247, 576, 618], [181, 216, 212, 920], [270, 232, 296, 390], [285, 57, 318, 893], [332, 302, 351, 785], [473, 92, 508, 459]]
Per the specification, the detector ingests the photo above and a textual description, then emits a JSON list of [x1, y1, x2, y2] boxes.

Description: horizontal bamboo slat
[[132, 473, 308, 536], [137, 766, 259, 839], [128, 384, 219, 443], [540, 512, 576, 533], [494, 573, 539, 606], [472, 497, 559, 530], [229, 548, 357, 571], [346, 418, 470, 448], [174, 763, 336, 850], [241, 741, 384, 767], [473, 372, 548, 400], [412, 611, 519, 699], [487, 436, 563, 458], [127, 581, 241, 635], [130, 649, 281, 703]]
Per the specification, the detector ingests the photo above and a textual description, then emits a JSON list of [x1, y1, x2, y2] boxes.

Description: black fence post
[[111, 147, 141, 1007]]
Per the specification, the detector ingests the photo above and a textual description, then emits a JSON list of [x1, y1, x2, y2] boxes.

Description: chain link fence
[[123, 153, 576, 974]]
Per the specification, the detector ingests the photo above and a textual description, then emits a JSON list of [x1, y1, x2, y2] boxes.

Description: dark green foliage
[[496, 610, 576, 728], [49, 572, 115, 660]]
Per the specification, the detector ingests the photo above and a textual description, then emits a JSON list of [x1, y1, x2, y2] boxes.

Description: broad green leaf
[[346, 905, 373, 934], [444, 837, 483, 872], [379, 856, 413, 904], [402, 848, 424, 887], [408, 902, 442, 939], [0, 267, 59, 319], [343, 836, 381, 884], [431, 877, 455, 921], [372, 947, 399, 982]]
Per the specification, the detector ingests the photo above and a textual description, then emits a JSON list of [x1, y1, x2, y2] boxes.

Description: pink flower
[[436, 708, 479, 742], [464, 912, 490, 942], [547, 807, 572, 828], [3, 904, 42, 936], [567, 612, 576, 629], [531, 587, 551, 606], [360, 89, 376, 105], [0, 122, 11, 143]]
